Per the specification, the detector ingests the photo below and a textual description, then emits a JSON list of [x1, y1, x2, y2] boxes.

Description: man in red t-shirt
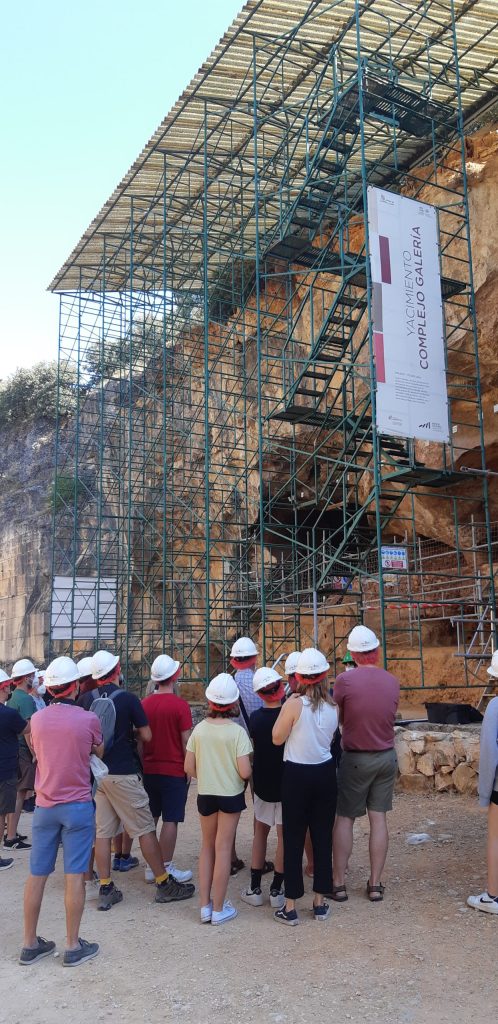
[[332, 626, 400, 905], [141, 655, 193, 884]]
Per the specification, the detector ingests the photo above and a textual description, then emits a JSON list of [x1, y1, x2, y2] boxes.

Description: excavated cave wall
[[2, 129, 498, 693]]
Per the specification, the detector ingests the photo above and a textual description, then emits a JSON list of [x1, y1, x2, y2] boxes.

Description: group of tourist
[[0, 623, 497, 965]]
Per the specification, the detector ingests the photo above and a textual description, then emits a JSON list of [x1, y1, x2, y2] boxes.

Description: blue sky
[[1, 0, 243, 378]]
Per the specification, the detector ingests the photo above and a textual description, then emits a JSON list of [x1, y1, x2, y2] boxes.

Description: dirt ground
[[1, 787, 497, 1024]]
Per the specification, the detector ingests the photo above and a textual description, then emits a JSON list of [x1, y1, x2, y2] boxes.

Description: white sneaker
[[166, 861, 193, 883], [200, 901, 213, 923], [211, 900, 238, 925], [85, 879, 100, 902], [241, 886, 264, 907], [467, 892, 498, 915], [270, 887, 285, 909], [144, 866, 155, 884]]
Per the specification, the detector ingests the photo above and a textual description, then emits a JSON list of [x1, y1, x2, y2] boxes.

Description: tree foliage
[[0, 361, 77, 427]]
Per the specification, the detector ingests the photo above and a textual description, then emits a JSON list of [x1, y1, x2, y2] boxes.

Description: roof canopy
[[51, 0, 498, 294]]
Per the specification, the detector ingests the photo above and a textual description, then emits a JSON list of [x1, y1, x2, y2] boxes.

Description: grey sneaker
[[97, 882, 123, 911], [155, 876, 195, 903], [0, 856, 14, 871], [63, 938, 100, 967], [19, 936, 56, 965]]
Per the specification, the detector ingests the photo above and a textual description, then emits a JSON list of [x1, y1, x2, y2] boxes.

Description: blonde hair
[[296, 678, 334, 713]]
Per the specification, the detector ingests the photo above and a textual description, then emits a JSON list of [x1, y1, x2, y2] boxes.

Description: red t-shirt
[[141, 693, 193, 776], [333, 667, 400, 751]]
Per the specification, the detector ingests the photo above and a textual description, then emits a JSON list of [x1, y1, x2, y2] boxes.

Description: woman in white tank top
[[272, 649, 338, 926]]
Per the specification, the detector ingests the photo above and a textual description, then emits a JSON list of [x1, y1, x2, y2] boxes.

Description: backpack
[[89, 688, 125, 752]]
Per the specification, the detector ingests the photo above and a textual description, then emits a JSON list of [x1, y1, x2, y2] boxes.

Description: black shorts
[[491, 791, 498, 807], [197, 792, 246, 817], [143, 774, 188, 823], [0, 776, 17, 815]]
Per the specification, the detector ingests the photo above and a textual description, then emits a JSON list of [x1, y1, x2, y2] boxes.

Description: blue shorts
[[30, 801, 95, 876], [143, 774, 188, 823]]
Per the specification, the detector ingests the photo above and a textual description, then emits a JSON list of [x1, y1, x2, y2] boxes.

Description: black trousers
[[281, 758, 336, 900]]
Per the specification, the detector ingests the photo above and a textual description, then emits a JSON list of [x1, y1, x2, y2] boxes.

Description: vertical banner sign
[[367, 187, 449, 442]]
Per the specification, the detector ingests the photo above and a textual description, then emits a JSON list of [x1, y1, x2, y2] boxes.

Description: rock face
[[0, 420, 55, 666], [2, 128, 498, 693], [395, 725, 480, 795]]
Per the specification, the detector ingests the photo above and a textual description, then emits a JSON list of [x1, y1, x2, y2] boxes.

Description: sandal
[[230, 858, 245, 876], [262, 860, 274, 875], [330, 885, 348, 903], [366, 881, 385, 902]]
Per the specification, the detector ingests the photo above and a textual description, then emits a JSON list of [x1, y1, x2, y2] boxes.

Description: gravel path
[[1, 786, 497, 1023]]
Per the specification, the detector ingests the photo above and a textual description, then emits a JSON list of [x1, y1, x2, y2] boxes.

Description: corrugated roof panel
[[51, 0, 498, 293]]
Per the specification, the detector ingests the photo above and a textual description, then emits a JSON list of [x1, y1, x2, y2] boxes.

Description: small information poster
[[381, 545, 408, 571]]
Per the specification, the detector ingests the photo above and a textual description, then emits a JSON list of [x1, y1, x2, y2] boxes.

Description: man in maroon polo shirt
[[332, 626, 399, 904]]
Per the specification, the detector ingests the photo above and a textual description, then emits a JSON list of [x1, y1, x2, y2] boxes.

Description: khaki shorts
[[95, 774, 156, 840], [337, 749, 397, 819]]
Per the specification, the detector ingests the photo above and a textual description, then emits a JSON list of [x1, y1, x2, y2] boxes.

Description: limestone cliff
[[3, 127, 498, 700], [0, 419, 54, 667]]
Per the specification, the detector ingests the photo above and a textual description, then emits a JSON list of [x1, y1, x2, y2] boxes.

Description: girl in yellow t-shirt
[[185, 673, 252, 926]]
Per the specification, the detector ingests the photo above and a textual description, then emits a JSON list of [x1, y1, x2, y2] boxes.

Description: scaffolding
[[50, 0, 498, 695]]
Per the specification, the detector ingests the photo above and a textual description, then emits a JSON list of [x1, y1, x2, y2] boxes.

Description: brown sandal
[[330, 885, 348, 902], [366, 881, 385, 902]]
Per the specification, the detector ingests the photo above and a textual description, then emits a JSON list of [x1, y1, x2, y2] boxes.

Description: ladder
[[451, 603, 498, 711]]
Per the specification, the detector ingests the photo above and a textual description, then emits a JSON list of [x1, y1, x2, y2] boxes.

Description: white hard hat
[[487, 651, 498, 678], [230, 636, 258, 658], [77, 656, 94, 679], [347, 625, 380, 653], [0, 668, 11, 688], [296, 648, 330, 675], [151, 654, 181, 683], [205, 673, 239, 705], [284, 651, 301, 675], [44, 656, 80, 689], [253, 667, 284, 693], [91, 650, 120, 680], [11, 658, 36, 680]]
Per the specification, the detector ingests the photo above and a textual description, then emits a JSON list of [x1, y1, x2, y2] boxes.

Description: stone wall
[[395, 724, 480, 795]]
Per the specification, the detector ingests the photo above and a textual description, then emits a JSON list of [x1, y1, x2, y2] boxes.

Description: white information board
[[381, 545, 408, 571], [367, 186, 449, 443], [51, 576, 117, 641]]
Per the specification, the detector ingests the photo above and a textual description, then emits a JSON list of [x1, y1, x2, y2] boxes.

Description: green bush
[[51, 473, 87, 513], [0, 361, 77, 427]]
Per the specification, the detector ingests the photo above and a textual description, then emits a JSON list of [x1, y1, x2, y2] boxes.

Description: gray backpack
[[89, 688, 124, 752]]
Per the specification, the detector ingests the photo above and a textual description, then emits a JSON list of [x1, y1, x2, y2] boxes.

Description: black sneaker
[[19, 936, 56, 965], [97, 882, 123, 911], [155, 876, 195, 903], [4, 837, 31, 850], [274, 906, 299, 926], [63, 938, 100, 967], [0, 856, 14, 871]]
